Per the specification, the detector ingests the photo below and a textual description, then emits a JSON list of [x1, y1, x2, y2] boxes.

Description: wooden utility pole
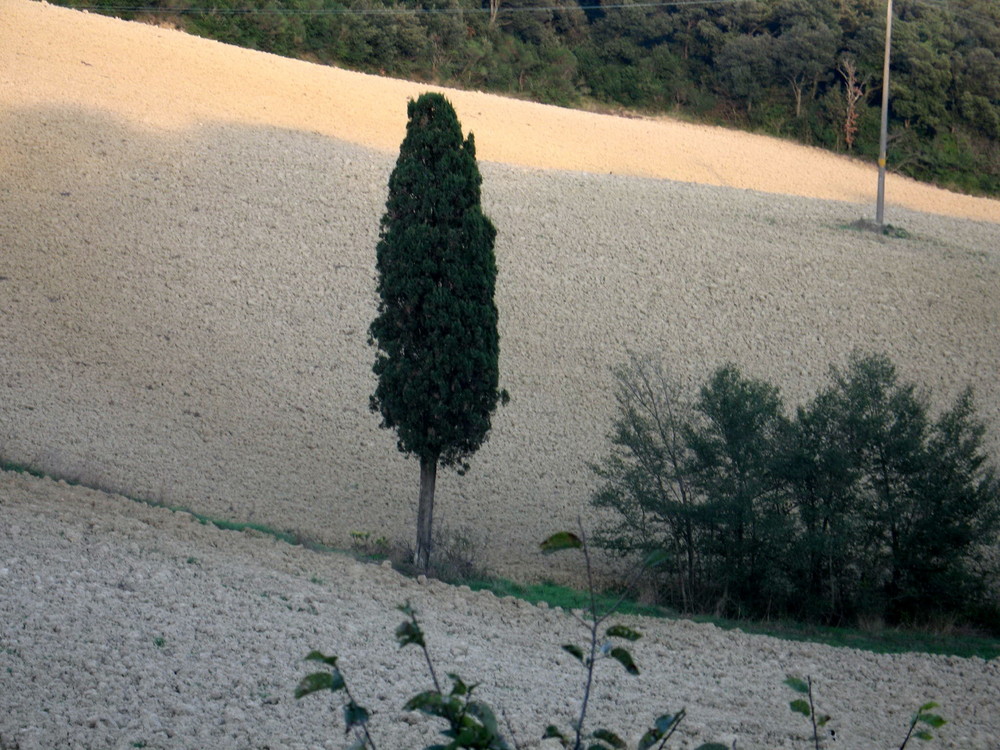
[[876, 0, 894, 227]]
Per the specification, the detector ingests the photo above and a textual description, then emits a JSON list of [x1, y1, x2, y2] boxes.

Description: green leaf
[[448, 673, 469, 697], [343, 700, 370, 729], [915, 730, 934, 741], [405, 690, 445, 714], [562, 644, 585, 662], [918, 702, 939, 713], [606, 624, 642, 641], [591, 728, 626, 748], [917, 713, 946, 729], [304, 650, 338, 667], [638, 713, 682, 750], [609, 646, 639, 675], [784, 676, 809, 695], [455, 725, 482, 744], [540, 532, 583, 554], [694, 744, 731, 750], [466, 701, 502, 738], [790, 699, 811, 717], [395, 619, 425, 649], [294, 671, 344, 699], [817, 714, 832, 727], [655, 713, 681, 733], [544, 725, 569, 744]]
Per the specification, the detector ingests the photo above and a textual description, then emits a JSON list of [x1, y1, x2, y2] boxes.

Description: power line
[[58, 0, 747, 16], [59, 0, 1000, 26]]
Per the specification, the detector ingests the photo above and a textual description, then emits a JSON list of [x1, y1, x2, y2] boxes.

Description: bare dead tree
[[837, 56, 866, 150]]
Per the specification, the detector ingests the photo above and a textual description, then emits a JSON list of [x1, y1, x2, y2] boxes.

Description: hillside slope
[[4, 0, 1000, 222], [4, 470, 999, 749], [2, 0, 1000, 580]]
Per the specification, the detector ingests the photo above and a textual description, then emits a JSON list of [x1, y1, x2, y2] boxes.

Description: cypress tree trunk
[[415, 455, 438, 572]]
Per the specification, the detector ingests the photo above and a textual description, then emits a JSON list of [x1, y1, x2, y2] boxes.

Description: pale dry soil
[[3, 470, 999, 750], [1, 1, 1000, 747]]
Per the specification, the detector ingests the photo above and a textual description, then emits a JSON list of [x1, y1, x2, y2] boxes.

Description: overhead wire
[[54, 0, 1000, 27], [55, 0, 750, 16]]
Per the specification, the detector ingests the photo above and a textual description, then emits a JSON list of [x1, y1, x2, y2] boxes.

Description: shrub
[[590, 352, 1000, 629]]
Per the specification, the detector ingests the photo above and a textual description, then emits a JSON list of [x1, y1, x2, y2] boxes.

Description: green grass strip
[[0, 458, 333, 551], [459, 574, 999, 660], [4, 458, 996, 659]]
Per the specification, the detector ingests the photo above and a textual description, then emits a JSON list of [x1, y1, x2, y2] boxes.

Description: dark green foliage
[[369, 92, 506, 570], [715, 33, 778, 117], [589, 356, 700, 612], [591, 352, 1000, 630], [808, 354, 1000, 624], [685, 364, 793, 617], [370, 92, 502, 468], [61, 0, 1000, 197], [540, 530, 583, 554]]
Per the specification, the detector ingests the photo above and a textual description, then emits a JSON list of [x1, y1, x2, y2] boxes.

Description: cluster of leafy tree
[[591, 352, 1000, 632], [62, 0, 1000, 196]]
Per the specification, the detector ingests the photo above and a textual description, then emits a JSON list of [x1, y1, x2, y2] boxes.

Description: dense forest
[[60, 0, 1000, 196]]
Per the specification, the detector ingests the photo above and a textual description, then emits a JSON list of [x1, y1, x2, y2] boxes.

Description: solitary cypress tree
[[369, 93, 506, 572]]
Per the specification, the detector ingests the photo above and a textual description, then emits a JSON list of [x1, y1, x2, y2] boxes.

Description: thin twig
[[657, 708, 686, 750], [808, 676, 820, 750], [573, 519, 599, 750], [407, 609, 443, 695], [897, 715, 917, 750], [347, 691, 379, 749], [337, 666, 379, 749], [420, 638, 444, 696]]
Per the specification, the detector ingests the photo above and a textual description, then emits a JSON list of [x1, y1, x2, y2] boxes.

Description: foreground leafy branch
[[296, 531, 945, 750], [785, 675, 946, 750], [538, 529, 724, 750], [898, 703, 948, 749], [295, 651, 377, 749]]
